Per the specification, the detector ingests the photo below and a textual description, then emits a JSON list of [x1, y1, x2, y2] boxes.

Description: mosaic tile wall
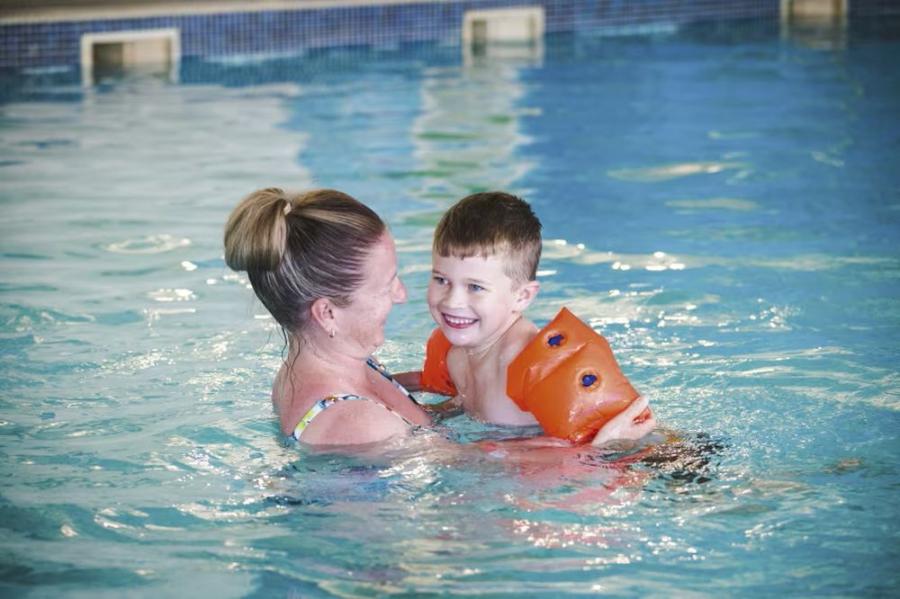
[[851, 0, 900, 15], [1, 0, 857, 71]]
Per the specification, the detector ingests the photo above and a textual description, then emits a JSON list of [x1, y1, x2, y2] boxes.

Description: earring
[[329, 329, 335, 338]]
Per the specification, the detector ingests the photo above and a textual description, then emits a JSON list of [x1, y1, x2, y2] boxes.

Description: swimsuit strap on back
[[291, 358, 421, 442], [292, 394, 367, 441]]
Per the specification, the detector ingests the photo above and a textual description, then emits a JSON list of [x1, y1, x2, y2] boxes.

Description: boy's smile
[[442, 314, 478, 329], [427, 251, 537, 351]]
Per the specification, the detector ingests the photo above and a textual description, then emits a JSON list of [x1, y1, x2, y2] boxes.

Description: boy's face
[[427, 250, 537, 349]]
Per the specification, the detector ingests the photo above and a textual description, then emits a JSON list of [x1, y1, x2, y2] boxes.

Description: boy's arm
[[392, 330, 458, 396], [393, 370, 463, 401], [420, 329, 459, 396], [394, 369, 461, 418], [392, 370, 423, 393]]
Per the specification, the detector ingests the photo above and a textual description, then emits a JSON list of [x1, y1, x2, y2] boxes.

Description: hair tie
[[283, 201, 293, 216]]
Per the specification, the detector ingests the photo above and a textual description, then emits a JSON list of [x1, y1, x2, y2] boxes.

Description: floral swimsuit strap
[[290, 358, 421, 441], [291, 393, 368, 441]]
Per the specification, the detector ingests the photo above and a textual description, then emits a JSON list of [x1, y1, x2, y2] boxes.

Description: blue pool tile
[[1, 0, 855, 71]]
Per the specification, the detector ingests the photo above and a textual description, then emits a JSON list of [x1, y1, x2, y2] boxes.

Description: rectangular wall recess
[[781, 0, 848, 22], [81, 28, 180, 85], [462, 6, 545, 63], [463, 7, 545, 46]]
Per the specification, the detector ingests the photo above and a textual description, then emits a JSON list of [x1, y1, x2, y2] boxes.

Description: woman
[[224, 187, 651, 446], [225, 188, 430, 445]]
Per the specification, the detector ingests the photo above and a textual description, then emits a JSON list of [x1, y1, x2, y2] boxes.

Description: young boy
[[413, 191, 654, 445]]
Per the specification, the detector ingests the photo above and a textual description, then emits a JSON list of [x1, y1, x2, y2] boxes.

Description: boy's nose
[[444, 285, 466, 308]]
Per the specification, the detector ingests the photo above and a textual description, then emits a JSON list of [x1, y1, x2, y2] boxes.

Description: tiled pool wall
[[1, 0, 898, 72]]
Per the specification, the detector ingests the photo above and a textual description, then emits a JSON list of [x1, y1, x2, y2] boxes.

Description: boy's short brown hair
[[433, 191, 542, 284]]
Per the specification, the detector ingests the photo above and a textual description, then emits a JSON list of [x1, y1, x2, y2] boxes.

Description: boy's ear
[[309, 298, 336, 335], [513, 280, 540, 312]]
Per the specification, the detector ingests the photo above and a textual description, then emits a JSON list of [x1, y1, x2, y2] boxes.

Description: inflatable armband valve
[[420, 328, 458, 396], [507, 307, 642, 444]]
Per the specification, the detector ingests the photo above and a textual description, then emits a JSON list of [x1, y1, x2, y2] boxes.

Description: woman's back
[[272, 355, 429, 445]]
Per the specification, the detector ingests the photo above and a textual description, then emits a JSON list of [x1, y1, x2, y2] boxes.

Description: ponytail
[[224, 187, 291, 272]]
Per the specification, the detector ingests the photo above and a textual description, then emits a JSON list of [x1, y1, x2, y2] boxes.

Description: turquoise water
[[2, 18, 899, 597]]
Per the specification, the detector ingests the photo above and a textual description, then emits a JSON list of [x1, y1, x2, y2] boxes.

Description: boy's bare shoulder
[[498, 317, 540, 365], [446, 344, 467, 380]]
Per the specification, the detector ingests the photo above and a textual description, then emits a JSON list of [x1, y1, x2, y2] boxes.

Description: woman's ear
[[513, 280, 540, 312], [309, 298, 336, 336]]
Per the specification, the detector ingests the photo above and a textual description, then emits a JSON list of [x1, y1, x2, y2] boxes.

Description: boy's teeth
[[444, 314, 476, 326]]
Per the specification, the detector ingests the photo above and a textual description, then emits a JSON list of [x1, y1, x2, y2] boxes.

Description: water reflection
[[608, 160, 748, 182], [666, 197, 760, 212], [782, 14, 848, 51], [542, 237, 898, 273], [410, 61, 534, 204]]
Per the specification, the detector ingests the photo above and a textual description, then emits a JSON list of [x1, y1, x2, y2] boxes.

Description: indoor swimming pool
[[1, 17, 898, 597]]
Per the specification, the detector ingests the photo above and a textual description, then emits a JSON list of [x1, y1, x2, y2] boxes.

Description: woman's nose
[[393, 277, 408, 304]]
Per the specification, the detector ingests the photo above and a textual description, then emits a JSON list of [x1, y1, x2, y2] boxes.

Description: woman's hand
[[590, 396, 656, 447]]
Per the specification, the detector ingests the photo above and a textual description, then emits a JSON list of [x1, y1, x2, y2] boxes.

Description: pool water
[[2, 17, 899, 597]]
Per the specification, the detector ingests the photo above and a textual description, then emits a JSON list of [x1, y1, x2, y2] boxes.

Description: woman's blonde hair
[[224, 188, 385, 335]]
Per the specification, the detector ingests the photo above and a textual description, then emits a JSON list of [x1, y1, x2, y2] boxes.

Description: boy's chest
[[455, 355, 537, 426]]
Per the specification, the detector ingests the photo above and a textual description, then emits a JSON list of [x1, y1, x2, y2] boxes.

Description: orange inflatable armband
[[507, 307, 642, 444], [420, 328, 458, 396]]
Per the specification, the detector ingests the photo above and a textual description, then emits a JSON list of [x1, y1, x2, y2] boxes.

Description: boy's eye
[[432, 275, 447, 285], [468, 283, 485, 292]]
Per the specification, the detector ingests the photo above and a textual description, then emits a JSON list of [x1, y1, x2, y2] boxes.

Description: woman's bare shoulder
[[296, 397, 411, 446], [273, 370, 343, 434]]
